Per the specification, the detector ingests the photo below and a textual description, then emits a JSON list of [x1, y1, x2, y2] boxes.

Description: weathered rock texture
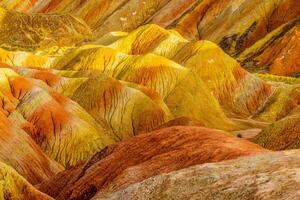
[[1, 0, 299, 55], [0, 108, 63, 185], [0, 2, 297, 199], [98, 150, 300, 200], [238, 16, 300, 76], [39, 126, 267, 200], [0, 7, 92, 51]]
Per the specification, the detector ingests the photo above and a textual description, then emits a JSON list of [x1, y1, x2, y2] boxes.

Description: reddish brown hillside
[[39, 126, 268, 200]]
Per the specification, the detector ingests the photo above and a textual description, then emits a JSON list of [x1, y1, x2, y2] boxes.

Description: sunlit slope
[[0, 67, 115, 167], [0, 161, 54, 200], [62, 76, 171, 138], [51, 45, 236, 130], [0, 24, 298, 124], [0, 7, 92, 51], [109, 25, 275, 116], [253, 83, 300, 122], [238, 16, 300, 76], [0, 48, 55, 68], [15, 67, 172, 139]]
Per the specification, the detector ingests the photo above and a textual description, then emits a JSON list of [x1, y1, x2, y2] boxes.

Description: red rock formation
[[39, 126, 268, 200]]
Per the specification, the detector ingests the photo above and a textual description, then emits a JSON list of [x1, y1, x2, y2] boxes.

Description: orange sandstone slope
[[0, 107, 62, 185], [38, 126, 268, 200], [14, 66, 172, 139], [238, 16, 300, 76], [0, 67, 115, 168]]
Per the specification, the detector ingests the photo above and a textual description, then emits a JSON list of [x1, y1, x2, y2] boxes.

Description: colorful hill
[[0, 108, 62, 184], [7, 65, 173, 138], [0, 1, 298, 199], [49, 25, 299, 123], [0, 67, 115, 168], [1, 0, 299, 55], [238, 16, 300, 76], [51, 44, 237, 130], [38, 126, 267, 200], [109, 24, 275, 116]]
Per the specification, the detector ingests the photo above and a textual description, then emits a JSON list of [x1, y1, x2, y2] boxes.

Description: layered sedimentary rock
[[255, 73, 300, 85], [253, 83, 300, 122], [0, 19, 297, 124], [0, 23, 298, 125], [0, 161, 54, 200], [196, 0, 300, 55], [0, 2, 298, 199], [0, 109, 62, 184], [238, 16, 300, 76], [0, 67, 115, 167], [51, 44, 236, 130], [1, 0, 299, 55], [98, 150, 300, 200], [39, 126, 267, 200], [108, 25, 275, 116], [11, 66, 172, 138]]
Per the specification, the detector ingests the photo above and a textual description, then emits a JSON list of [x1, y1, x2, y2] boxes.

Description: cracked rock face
[[97, 150, 300, 200]]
